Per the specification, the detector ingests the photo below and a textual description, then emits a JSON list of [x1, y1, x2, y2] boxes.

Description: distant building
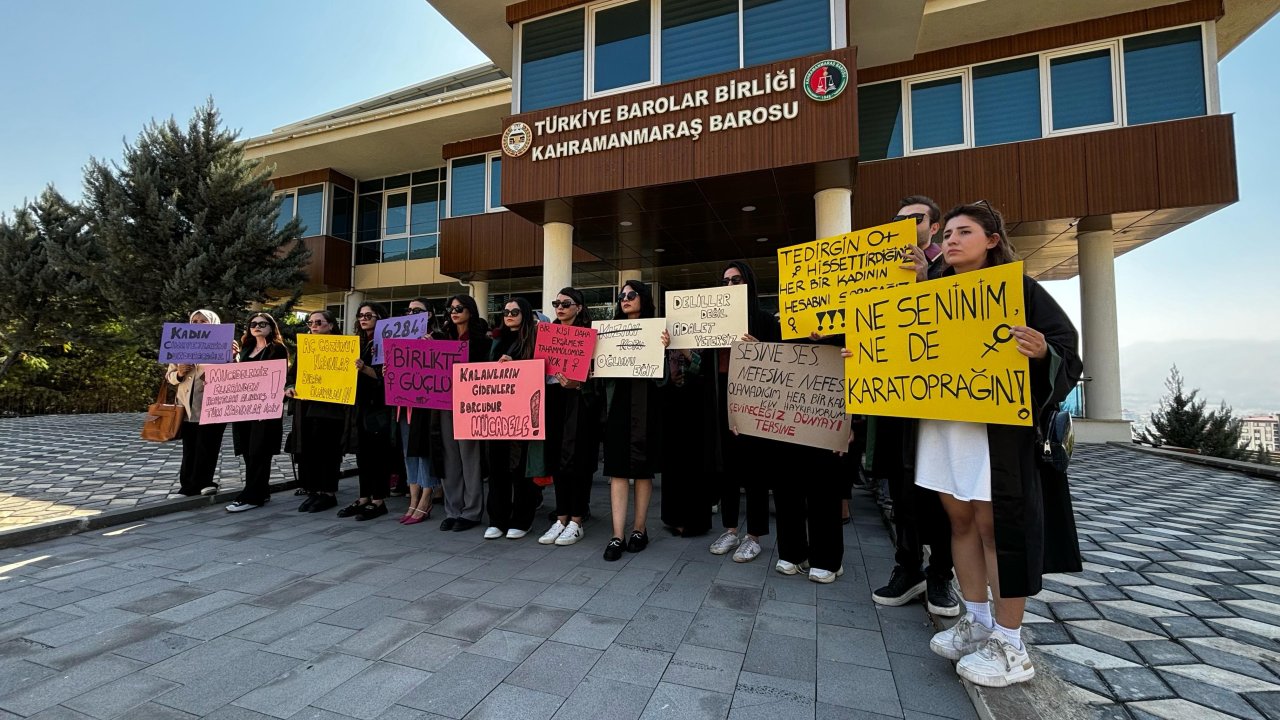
[[1241, 415, 1279, 453]]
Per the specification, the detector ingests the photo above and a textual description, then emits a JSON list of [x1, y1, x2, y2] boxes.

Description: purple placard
[[370, 315, 431, 366], [158, 322, 235, 364], [383, 339, 468, 410]]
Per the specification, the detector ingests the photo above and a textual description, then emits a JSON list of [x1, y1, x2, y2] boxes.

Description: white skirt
[[913, 420, 992, 502]]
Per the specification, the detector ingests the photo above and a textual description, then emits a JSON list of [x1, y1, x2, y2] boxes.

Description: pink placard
[[451, 359, 546, 440], [199, 359, 288, 424], [532, 322, 597, 382], [383, 339, 468, 410]]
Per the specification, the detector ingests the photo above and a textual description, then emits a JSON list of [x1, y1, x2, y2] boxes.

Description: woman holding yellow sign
[[845, 201, 1082, 688]]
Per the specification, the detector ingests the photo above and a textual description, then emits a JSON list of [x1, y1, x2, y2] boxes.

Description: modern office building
[[244, 0, 1278, 441], [1242, 414, 1279, 453]]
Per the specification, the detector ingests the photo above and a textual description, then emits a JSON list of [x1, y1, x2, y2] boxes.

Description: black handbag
[[1039, 409, 1074, 472]]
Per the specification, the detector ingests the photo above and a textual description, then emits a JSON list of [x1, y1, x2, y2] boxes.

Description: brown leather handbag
[[141, 381, 186, 442]]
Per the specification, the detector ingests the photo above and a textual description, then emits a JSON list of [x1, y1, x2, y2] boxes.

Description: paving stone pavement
[[0, 414, 353, 530], [0, 469, 977, 719], [1024, 445, 1280, 720]]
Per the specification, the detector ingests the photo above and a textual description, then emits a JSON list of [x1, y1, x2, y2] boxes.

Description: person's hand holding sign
[[901, 244, 929, 282], [660, 329, 671, 348], [554, 372, 582, 390], [1011, 326, 1048, 359]]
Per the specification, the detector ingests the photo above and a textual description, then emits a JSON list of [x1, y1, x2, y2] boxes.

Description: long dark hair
[[942, 202, 1017, 268], [355, 302, 389, 345], [307, 309, 339, 335], [557, 286, 591, 328], [614, 280, 655, 320], [498, 297, 538, 360], [443, 294, 489, 340], [238, 312, 287, 361]]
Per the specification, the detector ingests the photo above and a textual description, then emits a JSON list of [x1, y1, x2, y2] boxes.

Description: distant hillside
[[1120, 340, 1280, 417]]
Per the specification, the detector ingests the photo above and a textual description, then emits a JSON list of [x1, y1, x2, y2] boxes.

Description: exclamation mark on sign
[[530, 389, 542, 437], [270, 370, 281, 400]]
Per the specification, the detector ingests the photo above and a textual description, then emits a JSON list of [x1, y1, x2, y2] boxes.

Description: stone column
[[343, 291, 365, 334], [1078, 232, 1123, 420], [467, 280, 489, 316], [543, 222, 574, 314], [814, 187, 853, 239]]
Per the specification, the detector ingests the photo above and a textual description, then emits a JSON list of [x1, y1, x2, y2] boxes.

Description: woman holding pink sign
[[484, 297, 541, 540], [225, 312, 289, 513], [438, 294, 490, 533]]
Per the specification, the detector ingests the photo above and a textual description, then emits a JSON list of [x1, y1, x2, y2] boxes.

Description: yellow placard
[[777, 219, 917, 339], [843, 262, 1032, 426], [295, 334, 359, 405]]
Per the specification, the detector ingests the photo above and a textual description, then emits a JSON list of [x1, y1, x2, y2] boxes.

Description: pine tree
[[1144, 365, 1207, 449], [81, 99, 309, 341], [0, 188, 105, 382], [1200, 402, 1245, 460]]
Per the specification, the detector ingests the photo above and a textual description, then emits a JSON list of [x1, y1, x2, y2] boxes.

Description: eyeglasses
[[356, 312, 378, 320], [972, 199, 994, 213], [502, 308, 523, 317], [305, 319, 328, 326], [405, 307, 427, 315], [447, 305, 467, 314], [550, 300, 577, 309], [617, 290, 639, 302], [248, 321, 272, 329], [721, 275, 745, 286], [891, 213, 928, 225]]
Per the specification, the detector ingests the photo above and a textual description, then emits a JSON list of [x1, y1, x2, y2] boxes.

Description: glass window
[[357, 193, 382, 242], [488, 156, 502, 210], [593, 1, 651, 93], [409, 235, 438, 260], [449, 156, 487, 217], [858, 82, 903, 161], [356, 242, 380, 265], [521, 10, 585, 112], [410, 185, 439, 236], [1050, 49, 1115, 130], [275, 193, 295, 234], [743, 0, 830, 68], [411, 169, 439, 185], [296, 185, 324, 237], [973, 57, 1042, 147], [382, 238, 408, 263], [661, 0, 737, 84], [910, 76, 965, 150], [385, 174, 411, 190], [1124, 27, 1206, 125], [330, 186, 353, 242], [385, 192, 408, 236]]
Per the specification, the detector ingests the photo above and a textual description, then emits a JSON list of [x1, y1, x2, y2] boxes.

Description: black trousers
[[179, 421, 225, 494], [890, 474, 954, 581], [356, 437, 392, 500], [553, 470, 593, 520], [774, 449, 844, 571], [718, 434, 771, 536], [298, 416, 344, 494], [236, 453, 274, 505], [487, 441, 538, 532], [661, 466, 712, 536]]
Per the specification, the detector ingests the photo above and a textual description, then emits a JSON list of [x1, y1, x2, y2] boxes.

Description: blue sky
[[1, 1, 1275, 348]]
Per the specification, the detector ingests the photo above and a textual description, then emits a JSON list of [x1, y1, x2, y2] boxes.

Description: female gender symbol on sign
[[981, 324, 1014, 358]]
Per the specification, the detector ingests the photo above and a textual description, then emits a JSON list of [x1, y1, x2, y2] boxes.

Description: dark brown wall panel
[[1085, 125, 1159, 215], [1019, 134, 1089, 220], [860, 0, 1221, 83], [501, 212, 541, 268], [957, 144, 1024, 223], [439, 217, 473, 276], [443, 135, 502, 160], [469, 213, 506, 270], [272, 168, 355, 192], [1155, 114, 1238, 208], [507, 0, 590, 24]]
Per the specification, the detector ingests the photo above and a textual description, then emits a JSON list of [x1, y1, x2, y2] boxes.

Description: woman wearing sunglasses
[[601, 280, 670, 561], [537, 287, 600, 547], [483, 297, 541, 540], [437, 294, 490, 532], [225, 312, 290, 513], [287, 310, 348, 514], [394, 298, 441, 525], [336, 302, 395, 521], [166, 309, 229, 497], [845, 202, 1082, 687]]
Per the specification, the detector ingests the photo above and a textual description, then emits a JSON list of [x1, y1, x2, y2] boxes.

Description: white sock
[[994, 622, 1023, 650], [965, 600, 993, 629]]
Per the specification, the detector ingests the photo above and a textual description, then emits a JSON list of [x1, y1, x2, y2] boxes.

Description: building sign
[[502, 122, 532, 158], [843, 262, 1032, 426], [803, 60, 849, 101], [728, 342, 848, 452], [777, 219, 917, 339]]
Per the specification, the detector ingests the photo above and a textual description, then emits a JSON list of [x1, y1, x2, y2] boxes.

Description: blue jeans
[[399, 415, 439, 489]]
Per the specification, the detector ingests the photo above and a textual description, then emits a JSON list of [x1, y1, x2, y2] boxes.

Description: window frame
[[272, 183, 326, 237], [904, 69, 971, 156], [445, 152, 505, 219], [1042, 41, 1123, 137], [513, 0, 843, 113]]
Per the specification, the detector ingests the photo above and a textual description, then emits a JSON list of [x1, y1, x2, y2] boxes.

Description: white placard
[[665, 284, 748, 350], [592, 318, 666, 379]]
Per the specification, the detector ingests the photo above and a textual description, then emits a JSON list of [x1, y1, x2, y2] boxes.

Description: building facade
[[244, 0, 1280, 442], [1242, 414, 1279, 453]]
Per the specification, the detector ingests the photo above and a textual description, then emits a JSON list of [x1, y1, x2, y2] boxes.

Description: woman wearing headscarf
[[225, 312, 289, 513], [166, 308, 228, 497]]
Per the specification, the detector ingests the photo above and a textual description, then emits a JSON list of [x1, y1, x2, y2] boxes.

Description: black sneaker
[[626, 530, 648, 553], [298, 494, 317, 512], [294, 487, 309, 496], [307, 494, 337, 513], [336, 501, 363, 518], [356, 503, 388, 521], [926, 575, 961, 617], [439, 517, 457, 531], [603, 537, 625, 561], [871, 566, 926, 607], [452, 518, 479, 532]]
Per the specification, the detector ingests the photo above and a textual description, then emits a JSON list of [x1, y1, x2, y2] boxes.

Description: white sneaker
[[200, 485, 218, 496], [484, 526, 504, 539], [506, 528, 528, 539], [929, 613, 994, 660], [808, 566, 844, 583], [710, 530, 740, 555], [555, 521, 583, 546], [225, 501, 258, 513], [957, 636, 1035, 687], [732, 537, 761, 563], [775, 559, 810, 575], [539, 521, 566, 545]]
